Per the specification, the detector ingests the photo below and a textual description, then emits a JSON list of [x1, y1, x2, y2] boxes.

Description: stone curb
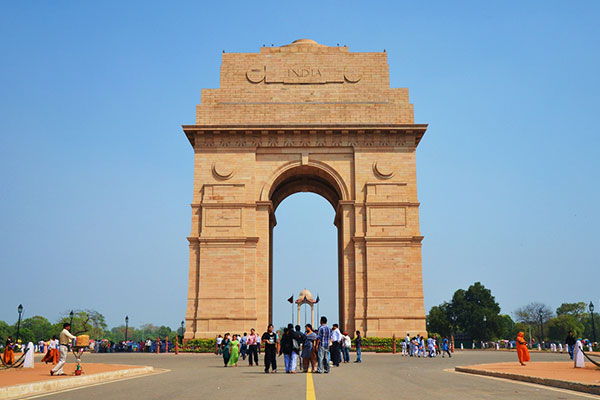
[[455, 366, 600, 396], [0, 366, 154, 400]]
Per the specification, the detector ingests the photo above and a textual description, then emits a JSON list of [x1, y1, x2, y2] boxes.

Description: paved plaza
[[17, 351, 598, 400]]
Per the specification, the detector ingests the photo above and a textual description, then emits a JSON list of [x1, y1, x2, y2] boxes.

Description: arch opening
[[272, 193, 339, 329], [269, 165, 345, 212], [268, 165, 346, 328]]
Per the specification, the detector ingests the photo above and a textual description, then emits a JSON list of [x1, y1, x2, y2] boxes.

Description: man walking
[[354, 330, 362, 363], [330, 324, 342, 366], [342, 331, 351, 363], [50, 323, 76, 376], [261, 324, 279, 373], [442, 337, 452, 358], [216, 335, 222, 356], [565, 331, 576, 360], [240, 332, 248, 360], [247, 328, 259, 366], [316, 316, 331, 373]]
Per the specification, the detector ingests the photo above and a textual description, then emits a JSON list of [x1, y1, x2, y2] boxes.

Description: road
[[27, 350, 596, 400]]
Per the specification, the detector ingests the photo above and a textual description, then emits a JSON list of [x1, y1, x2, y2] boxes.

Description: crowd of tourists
[[1, 334, 176, 368], [216, 316, 361, 373], [400, 334, 452, 358]]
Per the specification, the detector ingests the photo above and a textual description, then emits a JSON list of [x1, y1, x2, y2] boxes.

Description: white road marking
[[445, 369, 600, 399], [20, 368, 171, 399]]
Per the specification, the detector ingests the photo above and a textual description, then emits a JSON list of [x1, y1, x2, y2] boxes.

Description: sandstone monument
[[182, 39, 428, 339]]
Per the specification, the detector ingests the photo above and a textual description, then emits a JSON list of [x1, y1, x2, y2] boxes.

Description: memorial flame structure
[[182, 39, 428, 339]]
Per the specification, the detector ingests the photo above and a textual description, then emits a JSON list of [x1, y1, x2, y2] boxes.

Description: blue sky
[[1, 1, 598, 331]]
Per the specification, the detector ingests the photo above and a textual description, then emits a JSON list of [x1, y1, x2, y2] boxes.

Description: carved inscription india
[[246, 65, 361, 84]]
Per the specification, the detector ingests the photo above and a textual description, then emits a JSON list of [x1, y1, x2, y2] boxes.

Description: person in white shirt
[[216, 335, 223, 356], [51, 323, 76, 376], [330, 324, 342, 367], [341, 332, 351, 363]]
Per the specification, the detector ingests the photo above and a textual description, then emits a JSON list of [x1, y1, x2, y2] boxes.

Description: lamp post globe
[[125, 316, 129, 344], [590, 301, 597, 346], [16, 304, 24, 343], [482, 315, 487, 344], [538, 309, 545, 349]]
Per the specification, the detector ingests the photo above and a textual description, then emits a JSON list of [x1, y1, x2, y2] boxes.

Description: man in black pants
[[247, 328, 259, 366], [330, 324, 342, 367], [261, 324, 279, 373]]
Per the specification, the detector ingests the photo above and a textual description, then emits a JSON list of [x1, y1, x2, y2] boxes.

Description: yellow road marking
[[306, 370, 316, 400]]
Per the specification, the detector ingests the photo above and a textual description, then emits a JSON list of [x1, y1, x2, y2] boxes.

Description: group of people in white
[[400, 334, 452, 358]]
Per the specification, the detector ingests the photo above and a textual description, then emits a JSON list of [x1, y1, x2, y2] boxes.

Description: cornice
[[182, 124, 427, 149]]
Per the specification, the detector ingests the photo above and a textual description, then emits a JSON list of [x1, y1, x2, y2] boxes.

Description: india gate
[[182, 39, 428, 339]]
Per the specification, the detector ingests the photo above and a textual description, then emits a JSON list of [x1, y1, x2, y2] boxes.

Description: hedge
[[181, 337, 400, 353]]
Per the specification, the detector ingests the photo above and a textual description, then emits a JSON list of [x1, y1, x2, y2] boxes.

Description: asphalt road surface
[[25, 350, 597, 400]]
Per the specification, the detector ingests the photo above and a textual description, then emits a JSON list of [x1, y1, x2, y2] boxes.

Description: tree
[[427, 303, 452, 337], [548, 314, 584, 341], [0, 321, 10, 343], [57, 310, 108, 339], [514, 302, 554, 343], [22, 316, 55, 342], [16, 327, 35, 345], [428, 282, 503, 341], [583, 312, 600, 342], [449, 282, 502, 341], [499, 314, 516, 339], [515, 302, 554, 324], [556, 302, 587, 318]]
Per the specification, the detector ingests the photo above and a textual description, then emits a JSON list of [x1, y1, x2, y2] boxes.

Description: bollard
[[393, 334, 396, 354], [157, 336, 160, 354], [451, 335, 455, 353]]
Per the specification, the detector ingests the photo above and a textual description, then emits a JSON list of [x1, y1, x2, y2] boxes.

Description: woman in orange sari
[[516, 331, 530, 365], [3, 336, 15, 365]]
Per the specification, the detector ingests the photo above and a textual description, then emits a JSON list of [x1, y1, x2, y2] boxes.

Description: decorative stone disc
[[373, 161, 395, 179], [212, 162, 234, 180], [246, 67, 265, 83], [344, 66, 361, 83]]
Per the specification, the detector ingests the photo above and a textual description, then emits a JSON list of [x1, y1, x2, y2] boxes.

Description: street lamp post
[[539, 310, 544, 350], [16, 304, 23, 343], [180, 321, 185, 344], [69, 310, 74, 328], [125, 316, 129, 344], [483, 315, 487, 347], [590, 302, 597, 347]]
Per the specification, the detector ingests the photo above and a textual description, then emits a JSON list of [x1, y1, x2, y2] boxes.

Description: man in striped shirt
[[316, 316, 331, 373]]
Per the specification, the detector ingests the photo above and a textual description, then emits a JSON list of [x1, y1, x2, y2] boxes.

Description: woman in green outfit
[[222, 333, 231, 367], [227, 335, 241, 367]]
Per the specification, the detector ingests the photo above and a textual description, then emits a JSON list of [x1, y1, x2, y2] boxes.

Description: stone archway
[[266, 164, 347, 328], [182, 39, 428, 339]]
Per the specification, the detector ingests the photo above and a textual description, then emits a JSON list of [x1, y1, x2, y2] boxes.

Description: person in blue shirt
[[316, 316, 331, 373], [442, 337, 452, 358], [240, 332, 248, 360]]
